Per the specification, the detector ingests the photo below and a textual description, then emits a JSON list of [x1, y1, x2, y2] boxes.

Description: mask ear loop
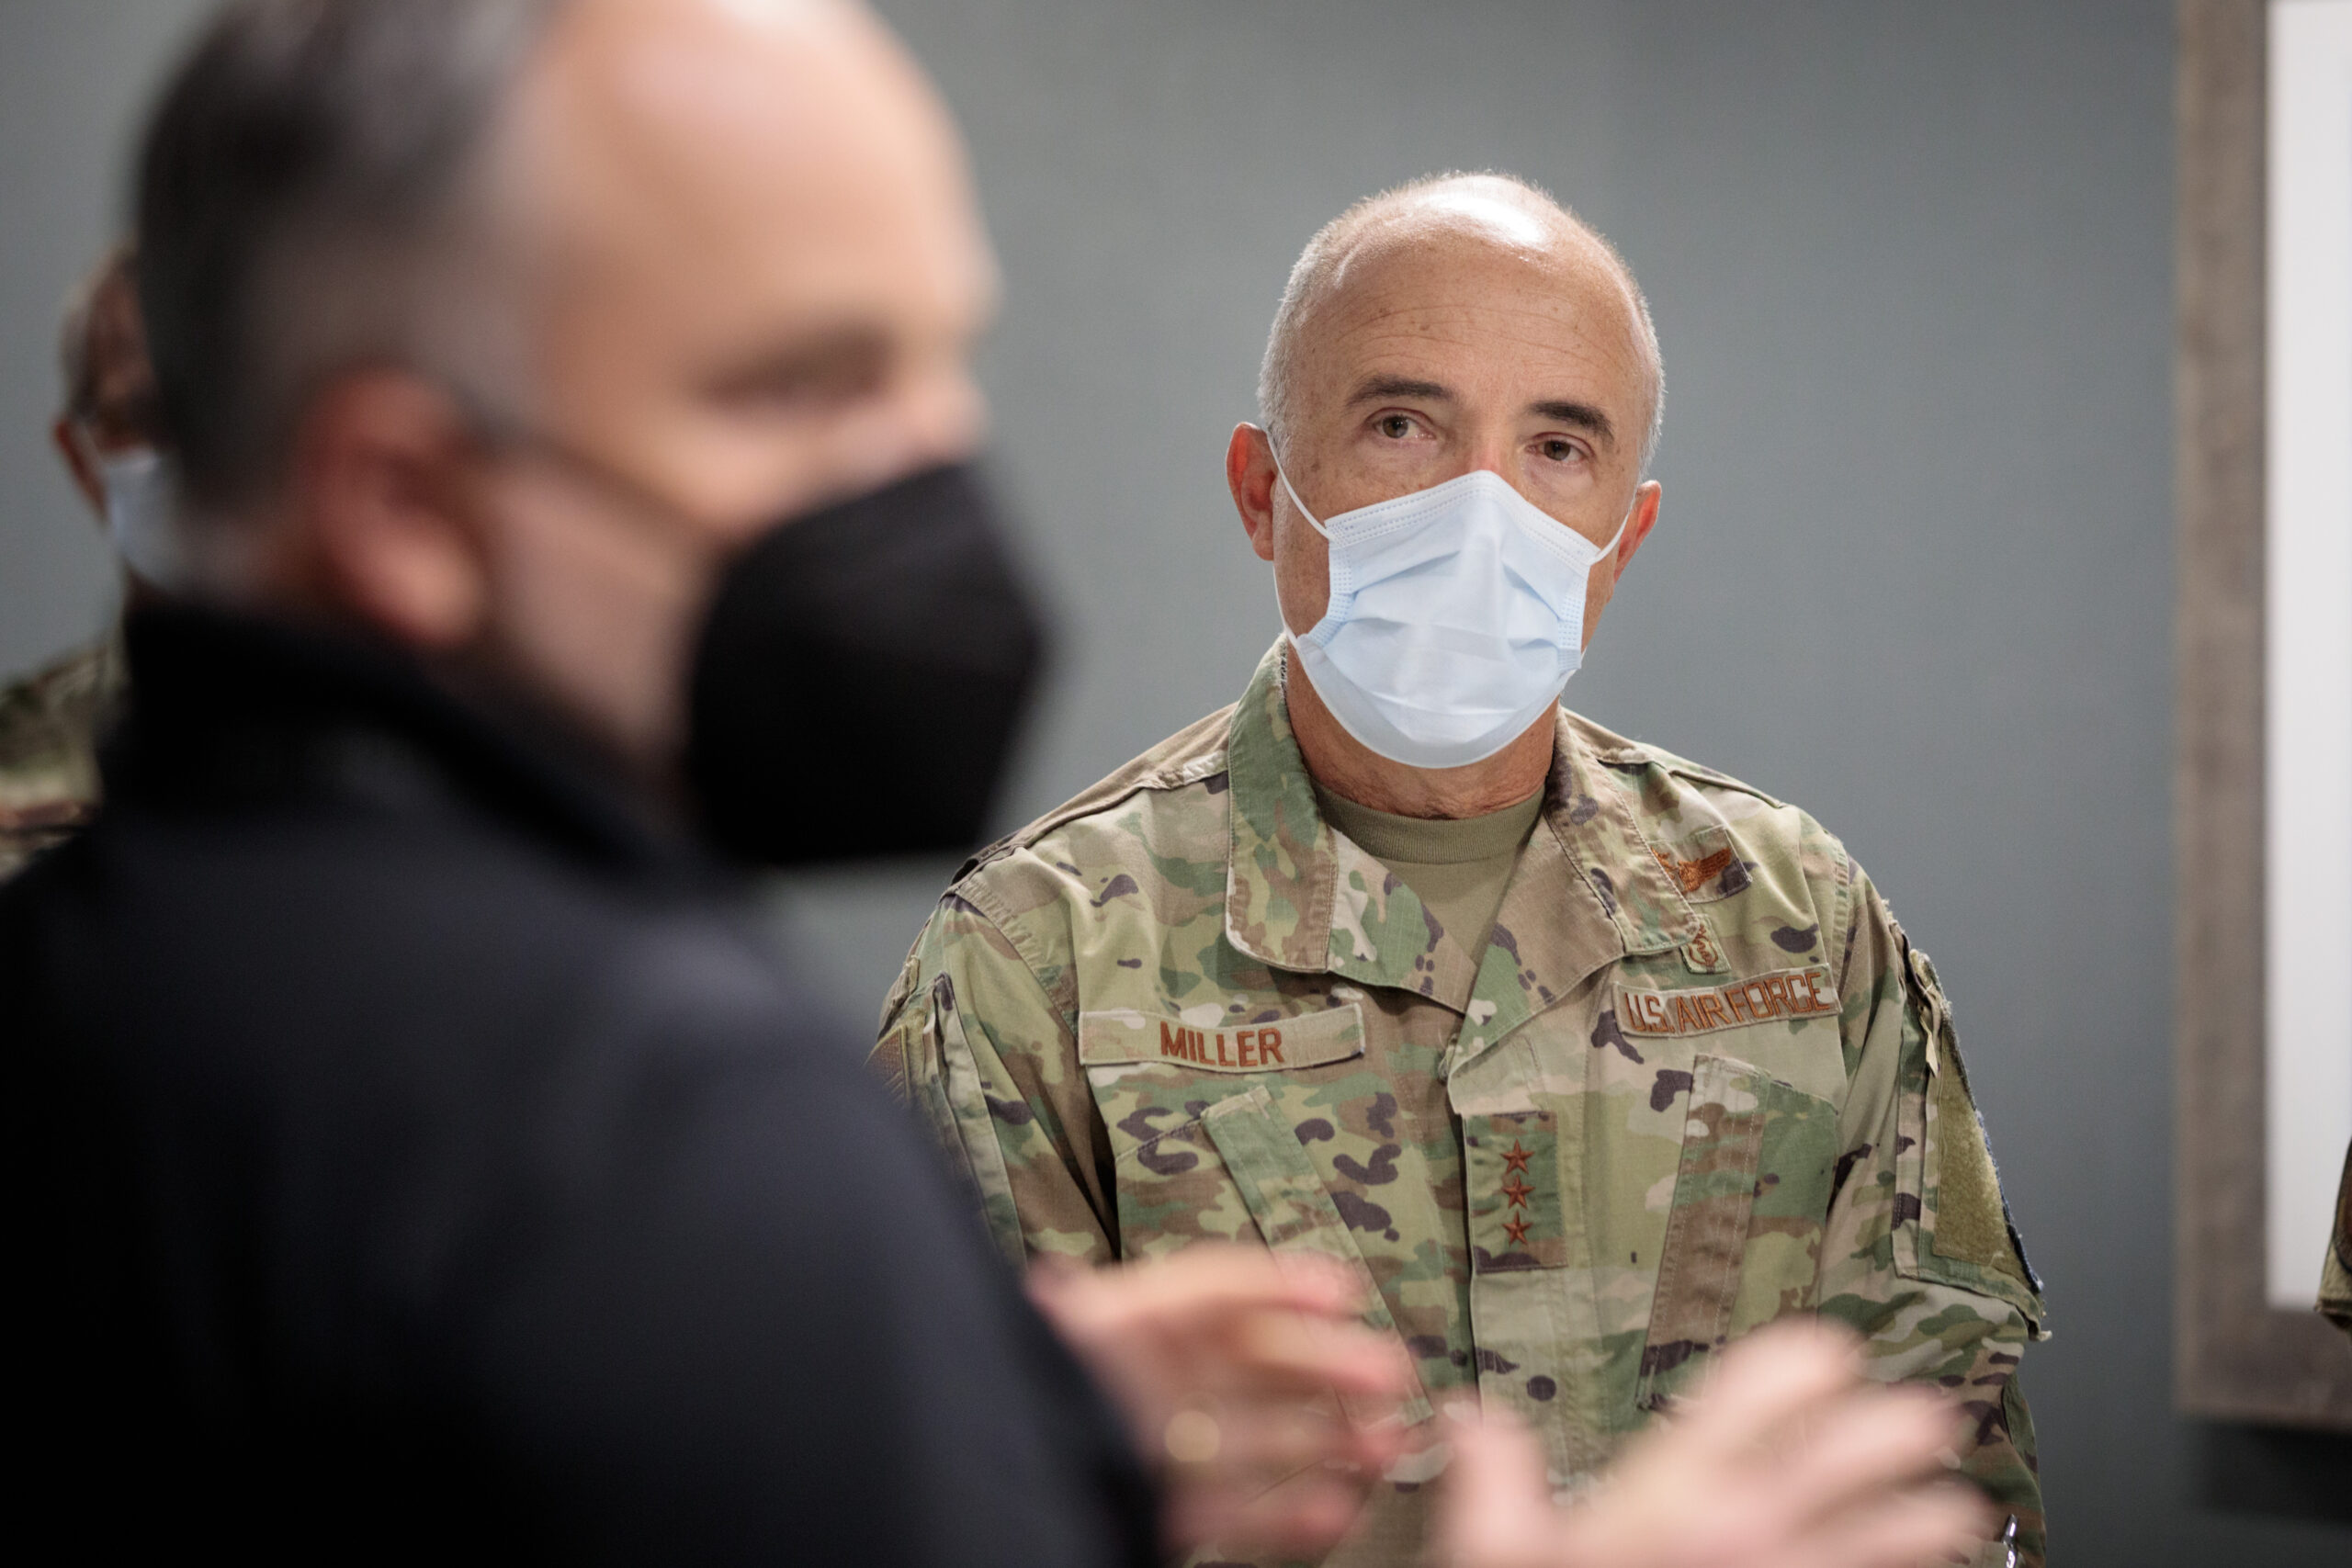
[[1269, 450, 1332, 539], [1265, 447, 1332, 646], [1591, 499, 1633, 561]]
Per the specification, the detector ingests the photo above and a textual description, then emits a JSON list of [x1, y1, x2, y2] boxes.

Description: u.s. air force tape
[[1077, 1003, 1365, 1074], [1614, 965, 1838, 1038]]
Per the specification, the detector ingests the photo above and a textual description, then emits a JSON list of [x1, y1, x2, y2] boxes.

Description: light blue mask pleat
[[1274, 463, 1624, 769]]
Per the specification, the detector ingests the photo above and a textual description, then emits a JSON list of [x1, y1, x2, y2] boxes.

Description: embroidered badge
[[1615, 966, 1838, 1038], [1681, 924, 1727, 974], [1654, 844, 1735, 895], [1465, 1111, 1565, 1270]]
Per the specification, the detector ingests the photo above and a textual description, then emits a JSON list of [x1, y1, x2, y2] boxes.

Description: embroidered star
[[1503, 1215, 1532, 1246], [1499, 1174, 1535, 1210], [1501, 1141, 1533, 1175]]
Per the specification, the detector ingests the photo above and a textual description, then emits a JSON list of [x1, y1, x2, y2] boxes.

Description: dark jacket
[[0, 605, 1154, 1565]]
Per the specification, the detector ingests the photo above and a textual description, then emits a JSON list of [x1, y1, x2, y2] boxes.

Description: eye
[[1538, 436, 1588, 464], [1376, 413, 1417, 440]]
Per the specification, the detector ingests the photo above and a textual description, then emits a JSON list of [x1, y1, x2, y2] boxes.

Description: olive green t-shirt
[[1311, 783, 1544, 961]]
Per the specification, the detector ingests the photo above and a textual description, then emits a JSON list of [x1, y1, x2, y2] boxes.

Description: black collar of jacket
[[107, 602, 721, 893]]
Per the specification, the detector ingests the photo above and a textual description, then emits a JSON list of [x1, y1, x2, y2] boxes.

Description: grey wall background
[[0, 0, 212, 669], [3, 0, 2346, 1561]]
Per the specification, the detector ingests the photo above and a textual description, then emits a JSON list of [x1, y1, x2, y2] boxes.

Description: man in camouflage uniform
[[0, 246, 155, 880], [877, 173, 2045, 1568]]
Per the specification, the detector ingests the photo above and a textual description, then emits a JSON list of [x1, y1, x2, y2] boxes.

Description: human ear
[[1579, 481, 1662, 648], [1227, 423, 1280, 563], [288, 372, 492, 650], [1613, 479, 1662, 574]]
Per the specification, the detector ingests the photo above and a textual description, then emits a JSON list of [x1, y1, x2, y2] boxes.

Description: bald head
[[1258, 173, 1663, 472]]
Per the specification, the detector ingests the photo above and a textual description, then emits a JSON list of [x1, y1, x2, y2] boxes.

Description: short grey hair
[[1256, 171, 1666, 474], [136, 0, 568, 508]]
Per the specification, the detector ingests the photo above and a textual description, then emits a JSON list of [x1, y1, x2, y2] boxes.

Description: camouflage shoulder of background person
[[876, 639, 2046, 1568], [871, 698, 1238, 1266], [2322, 1141, 2352, 1339], [0, 632, 125, 882]]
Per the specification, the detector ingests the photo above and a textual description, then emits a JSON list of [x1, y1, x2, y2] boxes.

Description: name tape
[[1615, 965, 1838, 1039], [1078, 1002, 1364, 1075]]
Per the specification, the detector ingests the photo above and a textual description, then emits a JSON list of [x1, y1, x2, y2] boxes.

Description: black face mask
[[684, 462, 1047, 867]]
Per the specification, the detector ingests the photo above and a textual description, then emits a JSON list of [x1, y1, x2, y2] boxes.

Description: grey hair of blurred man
[[1255, 172, 1667, 474], [137, 0, 562, 528], [126, 0, 1002, 768]]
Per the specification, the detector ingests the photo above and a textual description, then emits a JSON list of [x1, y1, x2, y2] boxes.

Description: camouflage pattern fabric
[[2322, 1141, 2352, 1338], [0, 634, 122, 882], [876, 640, 2047, 1568]]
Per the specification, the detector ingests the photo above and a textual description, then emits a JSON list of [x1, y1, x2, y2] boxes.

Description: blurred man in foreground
[[882, 172, 2045, 1567], [3, 1, 1988, 1563], [0, 247, 164, 879]]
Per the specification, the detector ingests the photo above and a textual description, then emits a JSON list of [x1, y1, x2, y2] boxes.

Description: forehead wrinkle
[[1310, 243, 1640, 363], [1263, 173, 1662, 468], [1310, 302, 1641, 452], [1328, 303, 1640, 380], [1337, 295, 1627, 343]]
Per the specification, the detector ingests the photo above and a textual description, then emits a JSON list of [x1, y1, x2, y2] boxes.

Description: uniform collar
[[1222, 639, 1701, 1034]]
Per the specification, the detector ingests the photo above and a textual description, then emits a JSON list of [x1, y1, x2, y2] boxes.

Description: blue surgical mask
[[1275, 460, 1628, 770], [97, 446, 187, 590]]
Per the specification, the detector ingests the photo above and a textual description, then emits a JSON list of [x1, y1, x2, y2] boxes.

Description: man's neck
[[1283, 654, 1554, 819]]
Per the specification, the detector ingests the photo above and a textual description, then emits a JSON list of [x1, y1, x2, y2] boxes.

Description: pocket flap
[[1079, 1003, 1365, 1075]]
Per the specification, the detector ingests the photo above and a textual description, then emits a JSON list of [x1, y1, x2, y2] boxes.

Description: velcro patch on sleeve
[[1616, 966, 1838, 1038], [1079, 1003, 1364, 1075]]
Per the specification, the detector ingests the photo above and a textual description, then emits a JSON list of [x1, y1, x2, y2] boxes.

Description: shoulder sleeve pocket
[[1892, 942, 2047, 1333]]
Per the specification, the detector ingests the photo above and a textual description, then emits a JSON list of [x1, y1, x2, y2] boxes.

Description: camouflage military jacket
[[877, 641, 2047, 1567], [0, 634, 123, 882], [2323, 1142, 2352, 1338]]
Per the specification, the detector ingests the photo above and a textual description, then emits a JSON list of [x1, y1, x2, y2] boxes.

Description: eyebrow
[[704, 323, 894, 403], [1528, 400, 1617, 449], [1347, 375, 1620, 451], [1346, 374, 1453, 406]]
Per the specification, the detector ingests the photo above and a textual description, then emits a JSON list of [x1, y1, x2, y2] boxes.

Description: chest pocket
[[1636, 1053, 1838, 1409], [1079, 1005, 1434, 1426]]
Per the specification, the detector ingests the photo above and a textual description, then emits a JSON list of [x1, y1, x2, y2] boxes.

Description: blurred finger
[[1163, 1458, 1380, 1557], [1676, 1319, 1869, 1464], [1227, 1469, 1383, 1557], [1129, 1247, 1372, 1323], [1757, 1482, 1996, 1568], [1432, 1405, 1559, 1568], [1175, 1402, 1351, 1479], [1763, 1387, 1967, 1535], [1209, 1312, 1418, 1401]]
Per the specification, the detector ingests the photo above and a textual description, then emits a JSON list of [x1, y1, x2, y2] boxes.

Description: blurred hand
[[1435, 1319, 1996, 1568], [1027, 1247, 1417, 1555]]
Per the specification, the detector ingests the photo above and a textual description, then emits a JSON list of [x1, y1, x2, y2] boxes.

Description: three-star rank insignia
[[1465, 1111, 1564, 1272]]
